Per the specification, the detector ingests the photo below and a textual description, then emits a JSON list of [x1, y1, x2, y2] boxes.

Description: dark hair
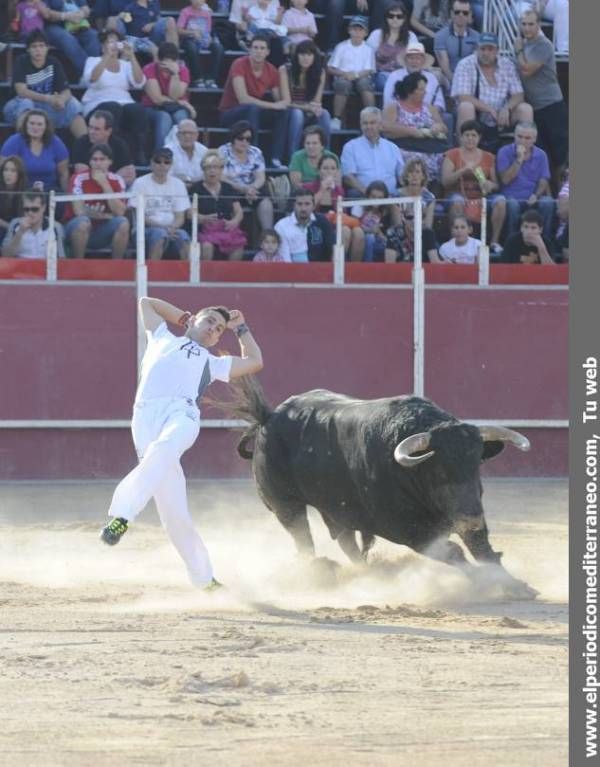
[[89, 109, 114, 130], [23, 191, 45, 207], [26, 29, 49, 48], [460, 119, 483, 136], [0, 155, 28, 221], [158, 42, 179, 61], [521, 209, 543, 228], [382, 2, 409, 45], [229, 120, 254, 143], [200, 306, 231, 323], [20, 109, 53, 146], [452, 0, 472, 8], [89, 143, 113, 161], [317, 153, 339, 169], [394, 71, 427, 100], [260, 228, 281, 244], [401, 157, 429, 186], [451, 213, 470, 227], [290, 40, 324, 104], [250, 33, 271, 48], [302, 124, 326, 146], [295, 189, 315, 202], [99, 29, 123, 45], [365, 180, 389, 198], [429, 0, 443, 15]]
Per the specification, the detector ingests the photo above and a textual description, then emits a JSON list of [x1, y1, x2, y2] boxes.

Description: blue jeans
[[146, 226, 190, 258], [287, 107, 332, 155], [220, 104, 289, 163], [65, 215, 129, 251], [181, 35, 224, 82], [506, 197, 555, 242], [3, 96, 83, 129], [44, 24, 100, 78], [149, 108, 189, 151]]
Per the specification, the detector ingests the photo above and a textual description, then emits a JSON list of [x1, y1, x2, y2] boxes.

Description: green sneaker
[[204, 577, 224, 592], [100, 517, 128, 546]]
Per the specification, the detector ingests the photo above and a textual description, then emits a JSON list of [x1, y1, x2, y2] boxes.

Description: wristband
[[178, 310, 192, 326], [235, 322, 250, 338]]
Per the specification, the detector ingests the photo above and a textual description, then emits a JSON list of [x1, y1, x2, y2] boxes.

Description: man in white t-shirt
[[100, 297, 264, 590], [129, 146, 191, 260], [327, 16, 376, 130], [165, 119, 208, 189]]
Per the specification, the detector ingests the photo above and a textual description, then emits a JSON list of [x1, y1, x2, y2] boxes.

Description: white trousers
[[108, 398, 213, 587]]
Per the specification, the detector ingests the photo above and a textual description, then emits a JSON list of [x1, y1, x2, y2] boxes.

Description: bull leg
[[337, 529, 364, 564], [418, 538, 469, 567], [273, 504, 315, 558], [460, 526, 539, 600]]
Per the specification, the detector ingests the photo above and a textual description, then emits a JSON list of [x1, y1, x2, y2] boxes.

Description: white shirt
[[439, 236, 481, 264], [382, 67, 445, 110], [81, 58, 145, 115], [165, 131, 208, 184], [274, 212, 315, 262], [229, 0, 279, 24], [129, 173, 190, 227], [328, 40, 375, 73], [136, 322, 232, 404], [340, 134, 405, 192], [2, 218, 65, 259]]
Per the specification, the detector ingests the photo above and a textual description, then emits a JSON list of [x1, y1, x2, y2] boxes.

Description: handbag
[[159, 102, 184, 114]]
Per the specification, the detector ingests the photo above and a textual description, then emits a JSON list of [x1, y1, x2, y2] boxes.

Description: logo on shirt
[[180, 340, 202, 359]]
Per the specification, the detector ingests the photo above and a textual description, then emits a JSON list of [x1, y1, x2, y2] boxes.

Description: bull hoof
[[501, 578, 539, 601]]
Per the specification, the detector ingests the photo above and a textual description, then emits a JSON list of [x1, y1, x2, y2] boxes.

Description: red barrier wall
[[0, 282, 567, 479]]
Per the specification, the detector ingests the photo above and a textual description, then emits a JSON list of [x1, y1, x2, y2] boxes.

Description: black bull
[[228, 378, 538, 599]]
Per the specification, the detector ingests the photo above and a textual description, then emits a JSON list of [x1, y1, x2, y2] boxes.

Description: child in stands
[[439, 214, 481, 264], [252, 228, 285, 262]]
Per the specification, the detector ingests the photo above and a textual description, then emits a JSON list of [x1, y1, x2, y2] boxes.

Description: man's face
[[515, 127, 537, 151], [361, 113, 381, 140], [23, 197, 45, 227], [477, 44, 498, 66], [249, 40, 269, 62], [451, 3, 472, 28], [151, 155, 172, 180], [521, 221, 542, 243], [88, 117, 111, 144], [28, 41, 48, 67], [90, 151, 112, 173], [177, 123, 199, 149], [405, 53, 425, 72], [188, 310, 227, 347], [520, 13, 539, 39], [294, 195, 314, 222]]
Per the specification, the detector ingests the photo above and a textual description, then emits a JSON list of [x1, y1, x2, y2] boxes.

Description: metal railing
[[484, 0, 520, 56]]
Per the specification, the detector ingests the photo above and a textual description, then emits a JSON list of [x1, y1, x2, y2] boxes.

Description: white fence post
[[479, 198, 490, 286], [333, 194, 345, 285], [135, 193, 147, 374], [190, 192, 200, 284], [46, 191, 57, 281], [412, 196, 425, 396]]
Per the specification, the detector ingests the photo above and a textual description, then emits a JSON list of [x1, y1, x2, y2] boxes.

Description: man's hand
[[514, 36, 524, 54], [516, 143, 527, 162], [526, 193, 538, 206], [497, 106, 510, 128], [91, 169, 109, 187], [19, 216, 33, 231], [227, 309, 246, 330]]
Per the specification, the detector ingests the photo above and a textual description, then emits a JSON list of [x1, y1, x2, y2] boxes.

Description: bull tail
[[208, 375, 273, 461], [360, 531, 376, 559]]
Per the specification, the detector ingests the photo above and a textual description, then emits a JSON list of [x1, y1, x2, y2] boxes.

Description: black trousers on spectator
[[94, 101, 150, 162], [533, 100, 568, 168]]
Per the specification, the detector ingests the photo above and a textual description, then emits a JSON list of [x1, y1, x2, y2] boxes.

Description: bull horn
[[394, 432, 435, 467], [478, 425, 530, 452]]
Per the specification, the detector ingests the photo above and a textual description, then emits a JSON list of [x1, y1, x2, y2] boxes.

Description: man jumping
[[100, 297, 263, 590]]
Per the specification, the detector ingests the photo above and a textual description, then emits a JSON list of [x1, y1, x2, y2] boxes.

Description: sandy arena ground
[[0, 478, 567, 767]]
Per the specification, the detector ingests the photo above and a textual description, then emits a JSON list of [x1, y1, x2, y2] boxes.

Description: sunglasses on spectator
[[453, 8, 471, 14], [387, 12, 405, 18], [153, 158, 172, 164], [235, 135, 252, 141], [24, 206, 42, 212]]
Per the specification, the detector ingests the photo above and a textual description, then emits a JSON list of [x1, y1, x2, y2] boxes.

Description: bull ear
[[481, 440, 505, 462]]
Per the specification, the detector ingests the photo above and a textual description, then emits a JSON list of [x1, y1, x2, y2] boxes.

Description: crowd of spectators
[[0, 0, 569, 265]]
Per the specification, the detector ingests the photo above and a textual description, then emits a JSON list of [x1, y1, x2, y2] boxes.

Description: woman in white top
[[366, 2, 418, 91], [82, 30, 150, 165]]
